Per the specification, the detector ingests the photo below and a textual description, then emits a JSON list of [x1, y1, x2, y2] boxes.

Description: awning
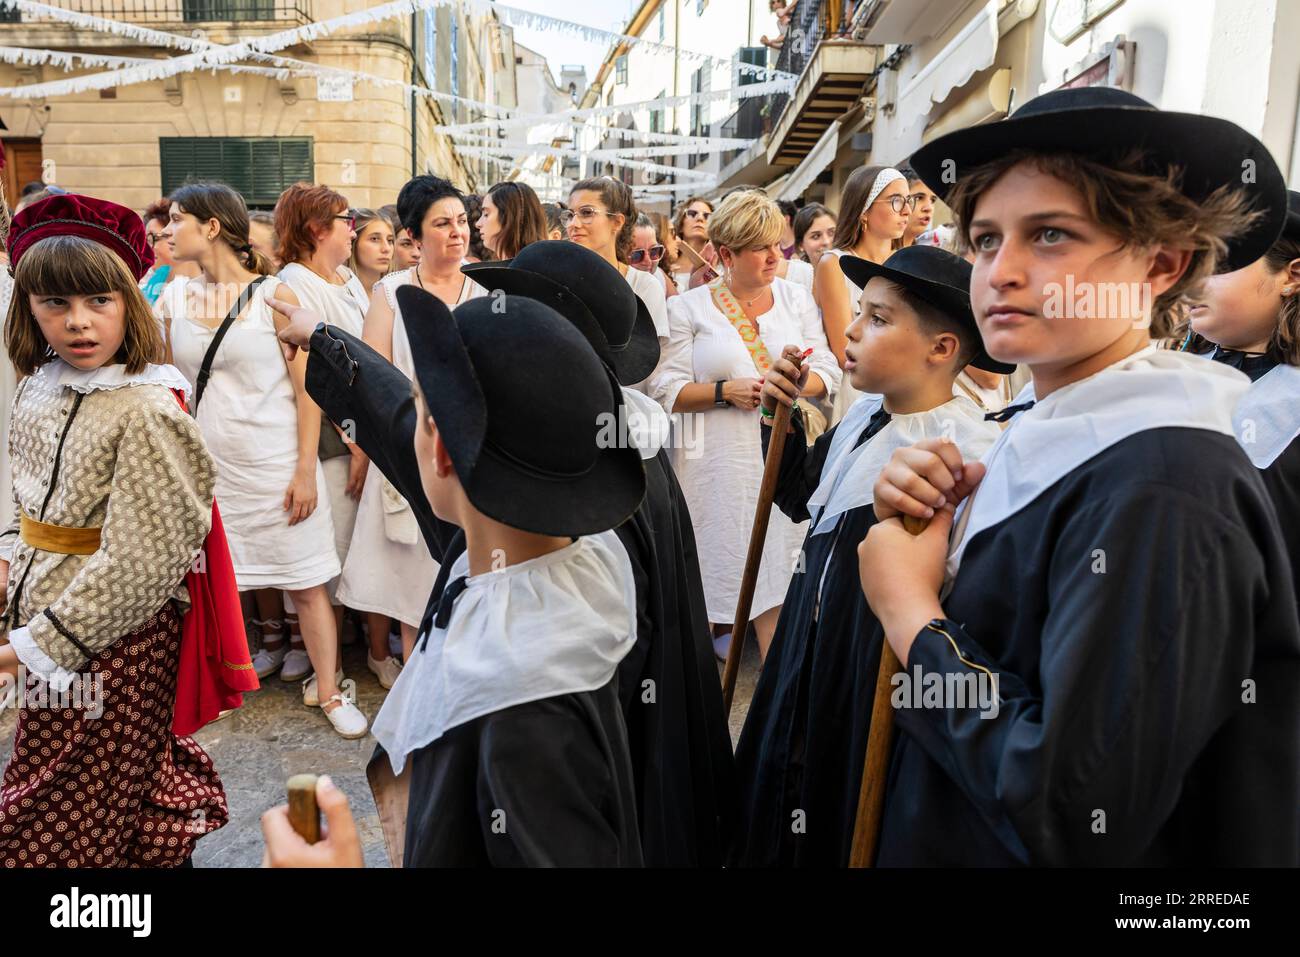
[[896, 0, 1000, 134], [923, 67, 1013, 141], [773, 120, 840, 202], [863, 0, 977, 43]]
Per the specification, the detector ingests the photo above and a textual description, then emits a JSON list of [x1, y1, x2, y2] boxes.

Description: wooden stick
[[721, 352, 811, 714], [848, 512, 930, 867], [287, 774, 321, 845]]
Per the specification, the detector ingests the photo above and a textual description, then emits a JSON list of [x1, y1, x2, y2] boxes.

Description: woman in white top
[[159, 181, 366, 739], [631, 213, 678, 299], [275, 184, 372, 679], [338, 175, 487, 670], [650, 189, 840, 662], [566, 177, 669, 387], [476, 180, 547, 261], [813, 166, 913, 422], [670, 195, 714, 291], [347, 208, 395, 297]]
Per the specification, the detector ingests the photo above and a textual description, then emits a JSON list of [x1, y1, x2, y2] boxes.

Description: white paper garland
[[454, 144, 716, 181]]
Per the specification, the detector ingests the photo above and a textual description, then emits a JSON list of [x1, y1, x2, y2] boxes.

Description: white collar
[[1233, 361, 1300, 468], [619, 385, 671, 459], [38, 359, 193, 400], [944, 346, 1248, 584], [371, 529, 637, 775], [807, 393, 998, 536]]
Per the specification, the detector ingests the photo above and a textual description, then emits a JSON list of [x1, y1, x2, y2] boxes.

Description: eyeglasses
[[560, 206, 616, 227], [629, 244, 665, 264], [684, 208, 711, 221], [872, 195, 918, 214], [335, 214, 356, 231], [147, 232, 165, 246]]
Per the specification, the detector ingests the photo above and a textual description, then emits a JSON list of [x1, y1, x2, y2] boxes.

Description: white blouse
[[277, 262, 368, 337]]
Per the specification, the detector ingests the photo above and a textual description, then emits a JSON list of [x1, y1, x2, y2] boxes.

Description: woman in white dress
[[159, 181, 366, 739], [275, 184, 372, 679], [813, 166, 913, 422], [650, 190, 840, 662], [338, 175, 487, 672], [566, 177, 668, 387]]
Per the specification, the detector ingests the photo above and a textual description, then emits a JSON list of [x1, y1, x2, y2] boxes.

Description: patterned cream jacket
[[0, 360, 215, 685]]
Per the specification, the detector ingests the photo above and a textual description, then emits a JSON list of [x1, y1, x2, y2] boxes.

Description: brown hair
[[5, 235, 164, 376], [832, 165, 904, 253], [672, 195, 713, 239], [348, 207, 394, 275], [945, 149, 1262, 340], [1262, 236, 1300, 365], [570, 176, 637, 263], [143, 196, 172, 227], [170, 181, 274, 275], [275, 182, 349, 266], [485, 181, 548, 259], [793, 202, 835, 261]]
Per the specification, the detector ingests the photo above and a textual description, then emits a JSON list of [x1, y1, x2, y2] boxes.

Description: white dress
[[335, 267, 486, 626], [650, 278, 841, 623], [782, 258, 815, 292], [825, 248, 866, 424], [168, 275, 341, 591], [277, 263, 369, 603], [624, 264, 670, 391]]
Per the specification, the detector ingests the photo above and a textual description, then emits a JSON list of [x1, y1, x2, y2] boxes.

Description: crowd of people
[[0, 83, 1296, 868]]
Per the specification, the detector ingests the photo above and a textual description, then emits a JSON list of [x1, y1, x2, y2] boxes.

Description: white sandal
[[321, 693, 369, 740]]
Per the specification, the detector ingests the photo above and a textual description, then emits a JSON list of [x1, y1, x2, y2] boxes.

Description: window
[[183, 0, 276, 21], [650, 90, 664, 133], [423, 12, 437, 84], [690, 66, 706, 136], [160, 136, 313, 207], [616, 54, 629, 85], [657, 9, 665, 41]]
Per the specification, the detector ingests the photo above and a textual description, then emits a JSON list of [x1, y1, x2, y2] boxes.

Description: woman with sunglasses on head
[[477, 181, 548, 261], [338, 175, 487, 684], [632, 213, 677, 299], [276, 185, 372, 670], [566, 178, 669, 382], [814, 166, 912, 421], [348, 208, 395, 297], [670, 196, 714, 292], [139, 197, 200, 306]]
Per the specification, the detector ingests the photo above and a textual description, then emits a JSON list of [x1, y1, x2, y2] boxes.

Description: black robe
[[877, 427, 1300, 865], [1210, 349, 1300, 622], [305, 325, 642, 866], [732, 407, 891, 867], [304, 324, 735, 866]]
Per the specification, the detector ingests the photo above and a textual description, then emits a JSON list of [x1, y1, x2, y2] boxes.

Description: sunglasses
[[684, 208, 711, 221], [629, 244, 665, 264]]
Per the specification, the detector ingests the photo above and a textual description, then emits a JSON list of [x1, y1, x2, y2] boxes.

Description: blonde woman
[[650, 190, 839, 662]]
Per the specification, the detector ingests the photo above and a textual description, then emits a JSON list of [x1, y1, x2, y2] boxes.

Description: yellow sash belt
[[20, 514, 102, 555]]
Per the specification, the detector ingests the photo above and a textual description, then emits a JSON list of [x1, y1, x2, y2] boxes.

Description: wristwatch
[[714, 380, 728, 407]]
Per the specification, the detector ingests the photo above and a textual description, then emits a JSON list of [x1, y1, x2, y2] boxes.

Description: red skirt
[[0, 602, 228, 867]]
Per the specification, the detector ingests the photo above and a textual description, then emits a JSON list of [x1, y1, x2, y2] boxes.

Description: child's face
[[844, 279, 950, 394], [394, 228, 421, 268], [967, 162, 1183, 368], [1188, 258, 1287, 350], [30, 290, 128, 371], [906, 179, 938, 237]]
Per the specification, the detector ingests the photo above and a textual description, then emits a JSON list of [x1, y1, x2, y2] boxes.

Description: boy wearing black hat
[[732, 245, 1003, 867], [465, 243, 737, 867], [860, 88, 1299, 865], [277, 288, 647, 866]]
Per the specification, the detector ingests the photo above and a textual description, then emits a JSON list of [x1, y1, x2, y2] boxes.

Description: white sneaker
[[279, 648, 312, 682], [321, 693, 369, 739], [252, 643, 287, 679], [301, 670, 345, 707], [367, 653, 403, 690]]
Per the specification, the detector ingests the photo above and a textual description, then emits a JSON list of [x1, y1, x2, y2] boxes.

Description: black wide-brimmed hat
[[839, 245, 1014, 374], [909, 87, 1288, 272], [396, 285, 646, 537], [462, 241, 660, 385]]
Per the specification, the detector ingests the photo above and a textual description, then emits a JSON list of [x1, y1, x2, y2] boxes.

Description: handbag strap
[[192, 275, 269, 414], [708, 277, 772, 375]]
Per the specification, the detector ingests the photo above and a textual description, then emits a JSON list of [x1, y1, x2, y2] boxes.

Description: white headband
[[865, 167, 907, 209]]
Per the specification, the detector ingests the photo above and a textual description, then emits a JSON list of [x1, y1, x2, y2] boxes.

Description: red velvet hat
[[8, 192, 154, 281]]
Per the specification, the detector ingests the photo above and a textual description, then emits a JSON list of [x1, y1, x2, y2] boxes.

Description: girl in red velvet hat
[[0, 192, 253, 867]]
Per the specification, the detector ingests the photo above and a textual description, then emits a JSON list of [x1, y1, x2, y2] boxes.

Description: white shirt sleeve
[[648, 294, 698, 415]]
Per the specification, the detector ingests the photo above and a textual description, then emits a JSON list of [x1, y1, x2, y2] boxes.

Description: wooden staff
[[720, 351, 809, 715], [287, 774, 321, 845], [848, 513, 929, 867]]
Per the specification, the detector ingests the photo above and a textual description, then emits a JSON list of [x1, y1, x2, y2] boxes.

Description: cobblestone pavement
[[0, 633, 760, 867]]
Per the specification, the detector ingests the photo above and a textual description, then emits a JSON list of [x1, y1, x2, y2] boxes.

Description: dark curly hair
[[396, 174, 464, 240]]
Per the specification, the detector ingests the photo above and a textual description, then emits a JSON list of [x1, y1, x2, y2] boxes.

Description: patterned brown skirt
[[0, 602, 228, 867]]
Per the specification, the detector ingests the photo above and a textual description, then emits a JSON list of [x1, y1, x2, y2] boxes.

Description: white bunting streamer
[[437, 118, 756, 150], [454, 144, 717, 182], [450, 133, 754, 159]]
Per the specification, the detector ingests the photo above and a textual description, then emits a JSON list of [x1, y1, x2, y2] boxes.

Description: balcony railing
[[0, 0, 313, 24]]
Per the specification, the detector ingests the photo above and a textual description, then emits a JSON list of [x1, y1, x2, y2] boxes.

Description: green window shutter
[[159, 136, 314, 207]]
